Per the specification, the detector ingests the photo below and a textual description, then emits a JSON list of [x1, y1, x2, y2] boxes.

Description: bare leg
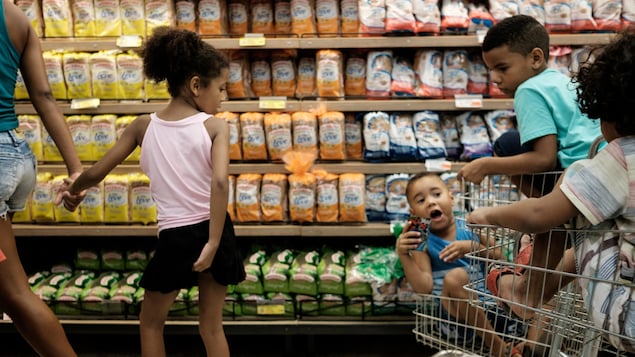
[[198, 273, 229, 357], [139, 289, 178, 357], [0, 218, 77, 357], [442, 268, 518, 357]]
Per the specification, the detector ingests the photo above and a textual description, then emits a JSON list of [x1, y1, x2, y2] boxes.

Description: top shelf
[[39, 33, 614, 52]]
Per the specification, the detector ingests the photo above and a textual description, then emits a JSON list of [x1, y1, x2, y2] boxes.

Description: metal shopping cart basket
[[463, 173, 635, 356], [413, 173, 561, 356]]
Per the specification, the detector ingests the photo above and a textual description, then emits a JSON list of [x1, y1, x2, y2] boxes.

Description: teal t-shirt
[[514, 68, 603, 168], [0, 0, 21, 132]]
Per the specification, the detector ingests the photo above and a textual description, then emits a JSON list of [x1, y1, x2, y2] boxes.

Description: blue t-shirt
[[0, 0, 20, 131], [416, 219, 485, 296], [514, 68, 602, 168]]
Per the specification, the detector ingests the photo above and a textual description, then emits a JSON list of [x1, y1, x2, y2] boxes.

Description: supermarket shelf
[[37, 162, 464, 175], [37, 33, 614, 52], [0, 318, 414, 335], [12, 223, 395, 237], [15, 98, 513, 115]]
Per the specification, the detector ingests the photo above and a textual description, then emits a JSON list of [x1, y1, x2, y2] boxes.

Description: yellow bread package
[[344, 113, 363, 160], [42, 51, 68, 100], [198, 0, 227, 35], [261, 173, 288, 222], [283, 151, 316, 223], [91, 114, 117, 160], [18, 115, 43, 161], [227, 51, 255, 99], [116, 51, 144, 100], [295, 56, 316, 98], [240, 112, 267, 161], [175, 0, 196, 32], [63, 52, 93, 99], [144, 79, 170, 100], [80, 182, 105, 224], [52, 175, 81, 223], [235, 173, 262, 223], [291, 111, 318, 156], [316, 50, 344, 97], [104, 174, 130, 223], [264, 112, 292, 161], [90, 51, 120, 100], [216, 112, 242, 161], [271, 49, 297, 97], [228, 175, 236, 221], [94, 0, 122, 36], [338, 173, 366, 223], [71, 0, 96, 36], [228, 0, 249, 35], [145, 0, 175, 36], [339, 0, 358, 36], [315, 0, 340, 36], [11, 192, 32, 223], [129, 173, 157, 225], [250, 52, 273, 97], [251, 0, 275, 34], [318, 111, 345, 160], [41, 126, 63, 162], [274, 0, 292, 34], [14, 70, 29, 100], [120, 0, 145, 35], [42, 0, 72, 37], [15, 0, 44, 37], [67, 115, 94, 161], [32, 172, 55, 223], [290, 0, 316, 35], [313, 169, 338, 223], [116, 116, 141, 161]]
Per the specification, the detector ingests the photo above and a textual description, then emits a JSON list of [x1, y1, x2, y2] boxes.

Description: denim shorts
[[0, 129, 36, 217]]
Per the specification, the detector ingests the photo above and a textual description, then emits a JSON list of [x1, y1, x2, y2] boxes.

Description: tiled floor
[[3, 333, 440, 356]]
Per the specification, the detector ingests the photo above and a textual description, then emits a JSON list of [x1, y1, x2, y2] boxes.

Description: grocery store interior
[[3, 0, 631, 355]]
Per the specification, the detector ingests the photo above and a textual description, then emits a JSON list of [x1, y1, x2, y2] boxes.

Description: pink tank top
[[140, 112, 213, 232]]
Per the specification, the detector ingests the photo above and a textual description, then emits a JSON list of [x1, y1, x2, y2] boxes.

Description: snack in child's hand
[[408, 216, 431, 250]]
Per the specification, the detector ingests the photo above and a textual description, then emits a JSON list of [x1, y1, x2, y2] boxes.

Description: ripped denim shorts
[[0, 129, 36, 217]]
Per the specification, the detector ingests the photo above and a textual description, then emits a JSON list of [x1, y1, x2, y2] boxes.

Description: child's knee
[[443, 268, 469, 290]]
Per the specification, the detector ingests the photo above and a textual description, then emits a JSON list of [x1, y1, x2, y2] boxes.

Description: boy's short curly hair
[[575, 27, 635, 136], [482, 15, 549, 58]]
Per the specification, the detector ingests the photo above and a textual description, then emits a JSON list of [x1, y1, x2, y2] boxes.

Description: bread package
[[264, 112, 293, 161]]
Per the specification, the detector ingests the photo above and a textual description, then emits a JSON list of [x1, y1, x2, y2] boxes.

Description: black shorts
[[140, 213, 246, 293]]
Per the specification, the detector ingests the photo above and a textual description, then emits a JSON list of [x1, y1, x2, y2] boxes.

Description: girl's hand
[[54, 174, 87, 211], [439, 240, 471, 262], [193, 242, 216, 272], [396, 221, 422, 256]]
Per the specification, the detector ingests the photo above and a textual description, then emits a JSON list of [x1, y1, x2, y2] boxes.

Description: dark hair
[[574, 27, 635, 136], [142, 27, 229, 97], [482, 15, 549, 58], [405, 172, 444, 199]]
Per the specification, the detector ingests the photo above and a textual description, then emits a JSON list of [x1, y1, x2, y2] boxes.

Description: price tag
[[454, 94, 483, 109], [116, 35, 143, 48], [257, 302, 285, 315], [259, 96, 287, 110], [476, 29, 488, 44], [70, 98, 100, 110], [239, 34, 266, 47], [425, 158, 453, 172], [3, 313, 11, 321]]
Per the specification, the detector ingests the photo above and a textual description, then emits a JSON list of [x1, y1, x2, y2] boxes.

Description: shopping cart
[[413, 173, 561, 356], [462, 173, 635, 356]]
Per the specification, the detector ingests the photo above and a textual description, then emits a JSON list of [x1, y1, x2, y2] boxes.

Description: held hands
[[192, 242, 216, 272], [53, 172, 87, 212]]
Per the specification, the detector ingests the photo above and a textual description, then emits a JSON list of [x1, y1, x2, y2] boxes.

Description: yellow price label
[[70, 98, 101, 109], [257, 303, 285, 315], [239, 36, 266, 47], [116, 35, 143, 48], [259, 96, 287, 110]]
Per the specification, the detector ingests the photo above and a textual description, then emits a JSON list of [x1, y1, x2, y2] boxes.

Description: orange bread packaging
[[283, 151, 317, 223]]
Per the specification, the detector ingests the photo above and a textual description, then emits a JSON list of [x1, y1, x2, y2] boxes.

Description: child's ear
[[189, 75, 201, 96], [530, 47, 546, 69]]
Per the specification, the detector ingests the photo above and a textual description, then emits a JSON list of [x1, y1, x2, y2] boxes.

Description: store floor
[[2, 333, 440, 357]]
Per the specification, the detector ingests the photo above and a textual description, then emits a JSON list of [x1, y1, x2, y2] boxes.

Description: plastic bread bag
[[271, 49, 297, 97], [466, 51, 488, 95], [544, 0, 571, 33], [261, 173, 289, 222], [250, 51, 273, 97], [413, 0, 440, 34], [358, 0, 386, 36], [344, 51, 366, 96], [251, 0, 275, 35], [235, 173, 263, 223], [318, 111, 346, 160], [365, 50, 392, 97], [198, 0, 227, 34], [228, 0, 249, 35], [365, 174, 387, 222], [216, 112, 242, 161], [624, 0, 635, 29], [175, 0, 196, 32], [391, 55, 416, 97], [291, 111, 318, 156], [440, 0, 469, 33], [227, 51, 255, 99], [519, 0, 546, 25], [571, 0, 596, 32], [413, 110, 447, 160], [240, 112, 267, 161], [442, 49, 469, 98], [290, 0, 317, 36], [344, 113, 363, 160], [484, 110, 516, 142], [593, 0, 621, 32], [338, 172, 366, 223], [385, 0, 416, 34], [388, 112, 417, 161], [316, 50, 344, 98], [340, 0, 359, 35], [362, 111, 390, 162], [283, 151, 317, 223], [295, 56, 317, 98], [314, 169, 339, 223], [456, 111, 493, 161], [315, 0, 340, 36], [274, 0, 292, 34], [264, 112, 293, 161], [414, 49, 444, 98], [488, 0, 519, 23], [548, 45, 572, 76]]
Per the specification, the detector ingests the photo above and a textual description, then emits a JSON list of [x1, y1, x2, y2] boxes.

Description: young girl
[[0, 0, 83, 355], [468, 27, 635, 353], [60, 27, 246, 357]]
